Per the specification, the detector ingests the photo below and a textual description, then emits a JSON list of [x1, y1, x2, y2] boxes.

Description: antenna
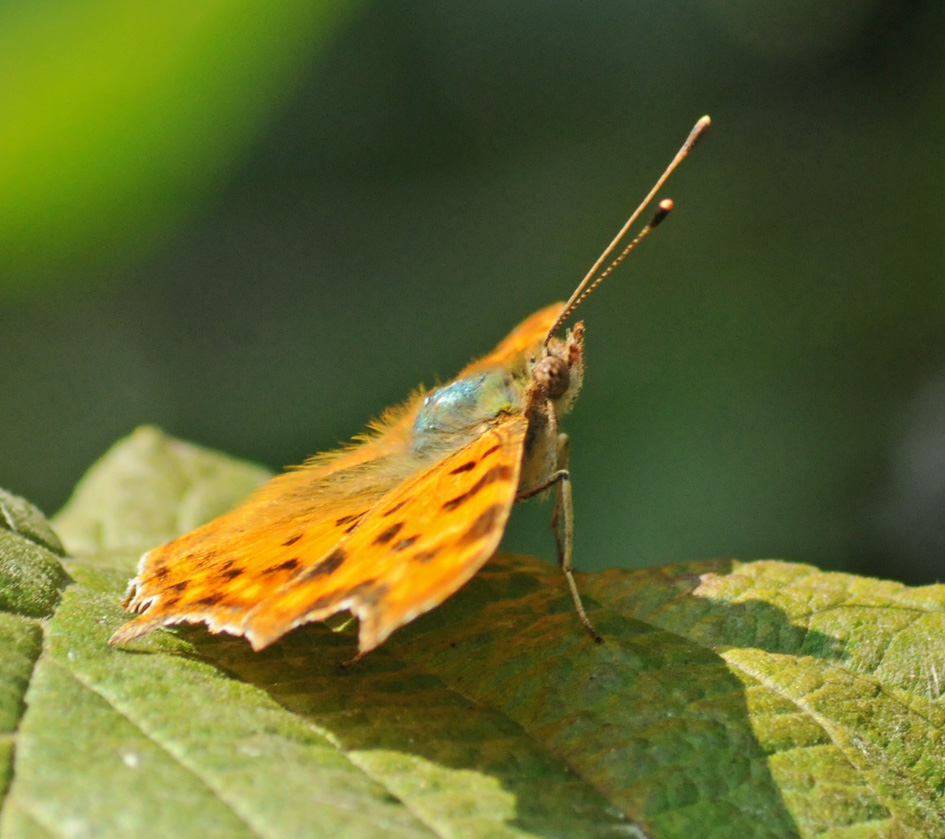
[[544, 115, 711, 343]]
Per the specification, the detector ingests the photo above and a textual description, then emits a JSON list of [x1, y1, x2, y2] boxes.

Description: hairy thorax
[[408, 322, 586, 495]]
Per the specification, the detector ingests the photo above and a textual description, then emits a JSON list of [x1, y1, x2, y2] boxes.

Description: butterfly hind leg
[[518, 433, 603, 644]]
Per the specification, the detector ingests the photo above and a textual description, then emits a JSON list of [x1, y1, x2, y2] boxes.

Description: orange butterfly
[[112, 117, 710, 657]]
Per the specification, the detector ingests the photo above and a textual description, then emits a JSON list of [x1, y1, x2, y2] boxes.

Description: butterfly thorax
[[411, 368, 522, 456], [407, 319, 584, 494]]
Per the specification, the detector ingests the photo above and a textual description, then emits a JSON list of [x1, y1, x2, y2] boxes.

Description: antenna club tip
[[651, 199, 673, 227], [685, 115, 711, 151]]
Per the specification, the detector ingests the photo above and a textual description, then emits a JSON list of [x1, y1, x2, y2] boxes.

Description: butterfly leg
[[519, 434, 603, 644], [549, 433, 570, 566]]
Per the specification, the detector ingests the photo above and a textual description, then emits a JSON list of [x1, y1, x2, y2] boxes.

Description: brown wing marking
[[110, 421, 422, 645], [240, 415, 528, 653], [112, 305, 547, 650]]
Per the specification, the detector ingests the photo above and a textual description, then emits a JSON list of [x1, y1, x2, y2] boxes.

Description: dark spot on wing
[[458, 504, 503, 546], [392, 535, 418, 552], [161, 594, 181, 609], [382, 499, 407, 517], [299, 547, 346, 581], [282, 533, 303, 547], [442, 464, 514, 512], [336, 511, 367, 527], [449, 460, 476, 475], [153, 565, 170, 580], [203, 549, 218, 560], [263, 558, 300, 576], [412, 549, 439, 564], [195, 593, 224, 607], [171, 581, 189, 593], [482, 443, 501, 457], [221, 567, 243, 580], [373, 522, 405, 545]]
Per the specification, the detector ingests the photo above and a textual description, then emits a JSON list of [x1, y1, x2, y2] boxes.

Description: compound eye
[[532, 355, 570, 398]]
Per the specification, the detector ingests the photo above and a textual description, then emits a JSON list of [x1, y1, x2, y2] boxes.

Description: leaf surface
[[1, 427, 943, 838]]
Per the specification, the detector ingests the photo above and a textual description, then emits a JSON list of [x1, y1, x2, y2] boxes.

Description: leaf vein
[[51, 662, 269, 839]]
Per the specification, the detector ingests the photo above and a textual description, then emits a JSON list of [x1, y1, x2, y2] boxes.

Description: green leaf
[[53, 426, 270, 558], [0, 491, 68, 817], [1, 428, 943, 838], [0, 491, 67, 618]]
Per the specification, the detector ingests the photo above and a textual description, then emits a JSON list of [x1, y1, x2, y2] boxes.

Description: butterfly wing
[[241, 414, 528, 652], [457, 303, 562, 376], [111, 415, 423, 645], [114, 414, 527, 654], [114, 304, 553, 653]]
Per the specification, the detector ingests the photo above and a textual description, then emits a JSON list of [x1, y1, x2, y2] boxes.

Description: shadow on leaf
[[183, 553, 835, 838]]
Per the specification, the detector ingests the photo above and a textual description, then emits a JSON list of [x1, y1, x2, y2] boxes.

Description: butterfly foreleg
[[549, 433, 570, 566], [517, 433, 602, 644]]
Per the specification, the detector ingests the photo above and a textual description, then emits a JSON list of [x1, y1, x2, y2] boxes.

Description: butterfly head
[[532, 321, 585, 418]]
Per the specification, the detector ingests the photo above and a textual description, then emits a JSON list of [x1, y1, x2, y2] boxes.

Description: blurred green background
[[2, 1, 943, 584]]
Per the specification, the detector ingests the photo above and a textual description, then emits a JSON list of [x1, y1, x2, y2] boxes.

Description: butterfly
[[111, 116, 710, 657]]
